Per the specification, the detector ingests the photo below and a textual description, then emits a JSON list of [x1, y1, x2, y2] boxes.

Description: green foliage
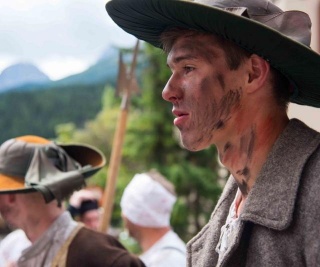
[[0, 84, 105, 143], [56, 86, 120, 156]]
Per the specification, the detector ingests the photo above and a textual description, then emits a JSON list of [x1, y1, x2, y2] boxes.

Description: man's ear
[[247, 54, 270, 93]]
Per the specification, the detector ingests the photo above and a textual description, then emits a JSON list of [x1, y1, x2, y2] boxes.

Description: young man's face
[[163, 34, 247, 151]]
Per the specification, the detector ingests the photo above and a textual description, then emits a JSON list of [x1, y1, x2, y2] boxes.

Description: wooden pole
[[99, 40, 140, 233]]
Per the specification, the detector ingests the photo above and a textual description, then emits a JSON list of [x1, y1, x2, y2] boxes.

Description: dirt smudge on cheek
[[220, 88, 242, 115], [216, 73, 225, 91], [199, 75, 218, 120], [199, 74, 243, 133], [199, 76, 213, 95], [213, 87, 242, 130], [224, 142, 232, 152]]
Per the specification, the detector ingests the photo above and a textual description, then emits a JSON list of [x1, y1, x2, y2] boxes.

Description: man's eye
[[184, 66, 195, 73]]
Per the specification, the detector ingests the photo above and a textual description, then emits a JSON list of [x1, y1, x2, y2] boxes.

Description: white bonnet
[[120, 173, 177, 227]]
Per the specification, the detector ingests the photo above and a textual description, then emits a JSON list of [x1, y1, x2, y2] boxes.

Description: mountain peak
[[0, 62, 51, 92]]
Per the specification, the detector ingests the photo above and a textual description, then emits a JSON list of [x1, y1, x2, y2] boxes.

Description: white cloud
[[39, 56, 93, 81], [0, 0, 136, 80], [0, 56, 17, 74]]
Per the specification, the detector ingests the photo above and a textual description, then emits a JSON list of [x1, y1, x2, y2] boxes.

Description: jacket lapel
[[242, 119, 320, 229]]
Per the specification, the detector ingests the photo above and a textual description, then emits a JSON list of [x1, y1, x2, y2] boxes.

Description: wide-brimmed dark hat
[[106, 0, 320, 107], [0, 135, 106, 204]]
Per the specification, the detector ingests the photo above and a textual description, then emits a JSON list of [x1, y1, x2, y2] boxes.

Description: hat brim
[[0, 174, 36, 194], [106, 0, 320, 107], [0, 143, 105, 194], [60, 143, 106, 178]]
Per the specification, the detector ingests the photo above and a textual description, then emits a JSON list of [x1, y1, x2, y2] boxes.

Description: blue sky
[[0, 0, 136, 80]]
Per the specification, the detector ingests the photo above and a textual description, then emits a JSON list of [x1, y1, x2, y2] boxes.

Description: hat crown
[[0, 138, 78, 178], [0, 139, 40, 178], [195, 0, 282, 15], [0, 135, 106, 205], [194, 0, 311, 47]]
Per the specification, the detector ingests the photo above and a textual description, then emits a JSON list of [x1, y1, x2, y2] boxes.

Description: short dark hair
[[269, 68, 291, 108], [160, 27, 250, 70], [160, 27, 290, 108]]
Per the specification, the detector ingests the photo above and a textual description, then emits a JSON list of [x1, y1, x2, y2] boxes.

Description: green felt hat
[[0, 135, 106, 204], [106, 0, 320, 107]]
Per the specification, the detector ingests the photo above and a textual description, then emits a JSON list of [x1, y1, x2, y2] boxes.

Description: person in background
[[68, 188, 102, 231], [106, 0, 320, 266], [121, 170, 186, 267], [0, 135, 146, 267]]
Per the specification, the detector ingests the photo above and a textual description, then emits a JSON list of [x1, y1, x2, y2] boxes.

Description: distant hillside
[[0, 45, 146, 143], [0, 83, 105, 143], [52, 46, 119, 87], [50, 46, 145, 89], [0, 63, 51, 92], [0, 45, 145, 93]]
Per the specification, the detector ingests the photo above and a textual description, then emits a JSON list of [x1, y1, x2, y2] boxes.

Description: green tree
[[0, 84, 104, 143]]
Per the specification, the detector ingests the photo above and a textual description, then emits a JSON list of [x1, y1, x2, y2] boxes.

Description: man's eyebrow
[[169, 44, 219, 66], [166, 52, 197, 67], [172, 54, 198, 64]]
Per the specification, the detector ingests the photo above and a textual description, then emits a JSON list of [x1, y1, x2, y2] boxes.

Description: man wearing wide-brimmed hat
[[106, 0, 320, 266], [0, 135, 146, 267]]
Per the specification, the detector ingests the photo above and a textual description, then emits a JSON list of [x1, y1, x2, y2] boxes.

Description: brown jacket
[[187, 119, 320, 266], [65, 227, 145, 267]]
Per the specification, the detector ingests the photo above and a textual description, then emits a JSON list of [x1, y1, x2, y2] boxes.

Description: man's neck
[[217, 110, 289, 199], [23, 208, 64, 243], [139, 227, 171, 252]]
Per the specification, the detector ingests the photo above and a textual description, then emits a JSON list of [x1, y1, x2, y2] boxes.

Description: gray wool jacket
[[187, 119, 320, 267]]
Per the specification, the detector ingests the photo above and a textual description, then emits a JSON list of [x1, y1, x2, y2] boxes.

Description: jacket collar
[[241, 119, 320, 230]]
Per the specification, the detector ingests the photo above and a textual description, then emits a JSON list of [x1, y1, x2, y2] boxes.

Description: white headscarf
[[121, 173, 177, 227]]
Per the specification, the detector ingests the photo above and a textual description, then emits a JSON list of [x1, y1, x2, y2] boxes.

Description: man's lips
[[173, 109, 189, 127]]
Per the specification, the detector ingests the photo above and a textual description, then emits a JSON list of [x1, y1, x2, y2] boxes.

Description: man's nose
[[162, 76, 181, 103]]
